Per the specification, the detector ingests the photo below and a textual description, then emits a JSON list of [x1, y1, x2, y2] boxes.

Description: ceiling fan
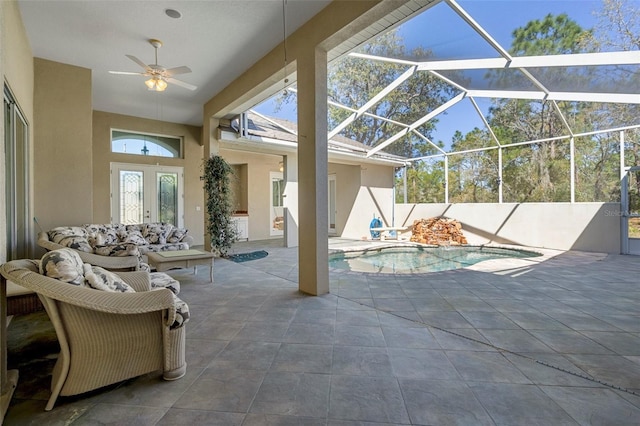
[[109, 39, 197, 92]]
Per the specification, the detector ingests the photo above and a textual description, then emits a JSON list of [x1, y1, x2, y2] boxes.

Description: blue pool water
[[329, 245, 541, 274]]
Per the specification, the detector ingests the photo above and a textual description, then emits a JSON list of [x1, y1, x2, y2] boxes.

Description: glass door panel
[[4, 85, 32, 260], [119, 170, 144, 224], [328, 175, 336, 234], [111, 163, 183, 226], [157, 172, 178, 225], [270, 172, 284, 236]]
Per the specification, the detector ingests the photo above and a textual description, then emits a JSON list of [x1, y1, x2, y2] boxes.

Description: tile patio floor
[[4, 238, 640, 425]]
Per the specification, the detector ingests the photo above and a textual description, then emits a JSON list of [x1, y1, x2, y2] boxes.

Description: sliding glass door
[[4, 85, 32, 260]]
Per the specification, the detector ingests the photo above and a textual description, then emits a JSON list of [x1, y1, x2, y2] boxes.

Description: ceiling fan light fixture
[[145, 76, 167, 91], [155, 78, 168, 91]]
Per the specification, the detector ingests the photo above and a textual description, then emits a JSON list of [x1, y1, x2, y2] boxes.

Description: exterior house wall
[[220, 148, 282, 241], [395, 202, 621, 253], [1, 0, 34, 262], [341, 163, 395, 240], [33, 58, 92, 251], [92, 111, 205, 246]]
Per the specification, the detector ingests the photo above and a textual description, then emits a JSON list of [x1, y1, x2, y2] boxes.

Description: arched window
[[111, 129, 182, 158]]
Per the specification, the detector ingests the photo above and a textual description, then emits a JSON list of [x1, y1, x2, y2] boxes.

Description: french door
[[270, 172, 284, 236], [4, 85, 32, 260], [110, 163, 184, 227]]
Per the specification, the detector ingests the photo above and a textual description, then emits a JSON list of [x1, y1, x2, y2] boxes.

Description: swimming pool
[[329, 245, 541, 274]]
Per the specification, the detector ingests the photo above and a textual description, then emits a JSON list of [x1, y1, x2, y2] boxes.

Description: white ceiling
[[18, 0, 332, 126]]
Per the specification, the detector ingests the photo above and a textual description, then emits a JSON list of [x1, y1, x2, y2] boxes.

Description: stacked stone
[[410, 217, 468, 245]]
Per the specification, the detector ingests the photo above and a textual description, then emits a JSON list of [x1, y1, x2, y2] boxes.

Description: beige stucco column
[[283, 154, 299, 248], [297, 47, 329, 296]]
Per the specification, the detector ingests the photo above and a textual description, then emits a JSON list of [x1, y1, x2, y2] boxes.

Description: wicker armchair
[[0, 259, 186, 411]]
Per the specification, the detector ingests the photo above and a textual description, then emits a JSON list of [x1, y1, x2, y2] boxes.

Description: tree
[[478, 13, 591, 202], [581, 0, 640, 209], [327, 31, 455, 158]]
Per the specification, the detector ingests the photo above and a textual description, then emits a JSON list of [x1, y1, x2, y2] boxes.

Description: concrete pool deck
[[5, 238, 640, 424]]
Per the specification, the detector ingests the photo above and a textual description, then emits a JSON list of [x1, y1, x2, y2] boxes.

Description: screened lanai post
[[403, 165, 408, 204], [296, 46, 329, 296], [570, 137, 576, 203], [444, 156, 449, 204], [498, 148, 503, 203], [620, 131, 626, 181]]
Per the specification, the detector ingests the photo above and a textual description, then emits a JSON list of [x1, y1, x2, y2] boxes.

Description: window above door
[[111, 129, 182, 158]]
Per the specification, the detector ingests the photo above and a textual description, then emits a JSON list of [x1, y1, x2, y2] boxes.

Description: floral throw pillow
[[143, 223, 172, 245], [167, 228, 188, 243], [83, 264, 134, 293], [39, 248, 86, 285], [120, 230, 147, 245]]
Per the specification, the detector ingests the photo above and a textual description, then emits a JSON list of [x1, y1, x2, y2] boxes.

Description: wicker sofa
[[0, 250, 188, 411], [38, 223, 194, 271]]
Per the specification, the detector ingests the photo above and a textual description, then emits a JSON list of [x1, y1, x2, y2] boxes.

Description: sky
[[253, 0, 610, 150]]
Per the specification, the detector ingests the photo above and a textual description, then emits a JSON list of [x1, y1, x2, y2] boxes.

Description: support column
[[297, 47, 329, 296]]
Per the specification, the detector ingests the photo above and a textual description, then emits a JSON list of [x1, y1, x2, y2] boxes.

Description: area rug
[[228, 250, 269, 263]]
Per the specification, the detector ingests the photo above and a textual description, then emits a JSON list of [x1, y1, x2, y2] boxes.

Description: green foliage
[[327, 31, 456, 157], [203, 155, 237, 256], [511, 13, 591, 55]]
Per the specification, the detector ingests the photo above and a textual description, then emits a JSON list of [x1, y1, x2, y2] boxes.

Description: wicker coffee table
[[146, 250, 215, 282]]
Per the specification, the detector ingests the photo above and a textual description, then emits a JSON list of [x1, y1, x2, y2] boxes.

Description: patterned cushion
[[170, 294, 190, 329], [83, 264, 135, 293], [120, 230, 147, 245], [39, 248, 86, 285], [167, 228, 189, 243], [94, 243, 140, 257], [48, 226, 87, 243], [150, 272, 180, 295], [57, 235, 94, 253], [139, 242, 190, 254], [83, 224, 119, 245], [143, 223, 172, 245]]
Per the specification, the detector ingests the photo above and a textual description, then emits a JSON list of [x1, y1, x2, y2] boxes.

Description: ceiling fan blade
[[126, 54, 151, 71], [167, 78, 197, 91], [109, 71, 146, 75], [164, 66, 192, 77]]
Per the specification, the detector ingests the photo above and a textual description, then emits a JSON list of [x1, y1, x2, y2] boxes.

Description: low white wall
[[391, 202, 622, 253]]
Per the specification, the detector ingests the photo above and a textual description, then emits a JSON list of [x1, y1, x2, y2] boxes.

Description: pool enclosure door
[[621, 166, 640, 254], [110, 163, 184, 227]]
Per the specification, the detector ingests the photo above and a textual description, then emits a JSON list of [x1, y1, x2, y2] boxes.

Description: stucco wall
[[33, 59, 92, 240], [220, 149, 282, 241], [340, 163, 395, 239], [394, 202, 622, 253], [92, 111, 204, 245], [1, 0, 35, 262]]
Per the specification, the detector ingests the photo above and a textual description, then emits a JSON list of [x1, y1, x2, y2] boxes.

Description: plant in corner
[[203, 155, 238, 257]]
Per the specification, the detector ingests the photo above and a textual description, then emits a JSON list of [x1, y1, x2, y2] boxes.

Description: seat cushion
[[149, 272, 180, 295]]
